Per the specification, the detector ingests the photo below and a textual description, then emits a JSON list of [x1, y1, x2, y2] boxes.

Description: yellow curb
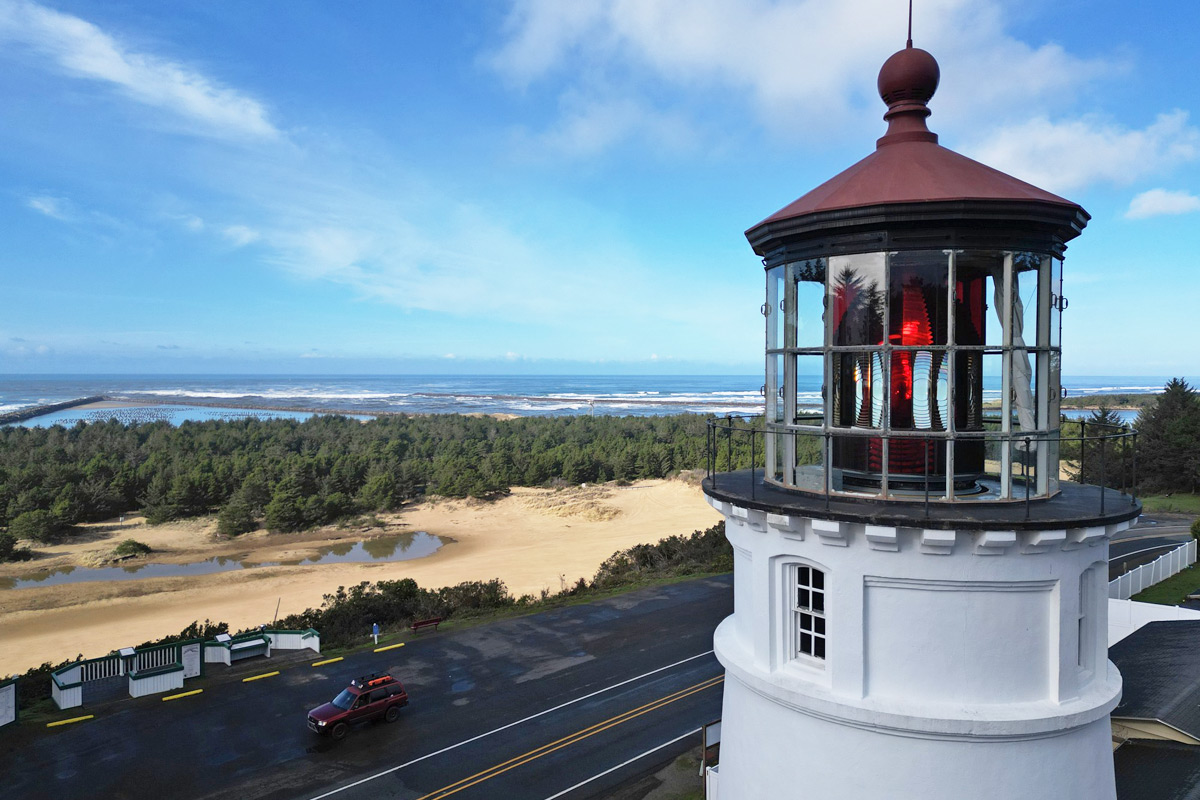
[[162, 689, 204, 702], [311, 657, 344, 667], [47, 714, 94, 728], [242, 670, 280, 683], [374, 642, 405, 653]]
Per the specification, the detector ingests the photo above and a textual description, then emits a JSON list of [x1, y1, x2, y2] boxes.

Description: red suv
[[308, 672, 409, 740]]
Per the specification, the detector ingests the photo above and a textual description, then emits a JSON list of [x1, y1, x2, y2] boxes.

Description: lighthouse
[[702, 41, 1141, 800]]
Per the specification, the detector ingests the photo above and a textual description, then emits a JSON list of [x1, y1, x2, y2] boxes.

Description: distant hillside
[[1060, 393, 1160, 410]]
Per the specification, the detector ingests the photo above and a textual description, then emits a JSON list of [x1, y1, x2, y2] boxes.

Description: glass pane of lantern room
[[792, 259, 827, 349], [791, 428, 827, 492], [832, 352, 884, 429], [767, 353, 784, 424], [828, 253, 885, 346], [1010, 253, 1042, 349], [794, 354, 823, 426], [1050, 258, 1064, 349], [1011, 347, 1038, 435], [767, 266, 785, 350]]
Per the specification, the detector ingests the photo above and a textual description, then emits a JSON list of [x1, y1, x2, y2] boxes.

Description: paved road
[[0, 576, 732, 800], [1108, 516, 1194, 579]]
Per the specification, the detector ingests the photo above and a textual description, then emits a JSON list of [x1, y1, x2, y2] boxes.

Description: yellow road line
[[374, 643, 405, 653], [162, 689, 204, 702], [243, 670, 280, 683], [312, 657, 344, 667], [46, 714, 94, 728], [415, 674, 724, 800]]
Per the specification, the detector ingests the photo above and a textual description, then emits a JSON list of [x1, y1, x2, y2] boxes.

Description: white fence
[[0, 679, 16, 728], [266, 629, 321, 653], [1109, 539, 1198, 600]]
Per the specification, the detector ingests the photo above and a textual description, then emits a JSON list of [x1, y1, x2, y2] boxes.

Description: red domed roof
[[751, 46, 1082, 232]]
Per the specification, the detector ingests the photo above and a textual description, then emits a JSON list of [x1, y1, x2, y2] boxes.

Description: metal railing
[[706, 414, 1138, 517]]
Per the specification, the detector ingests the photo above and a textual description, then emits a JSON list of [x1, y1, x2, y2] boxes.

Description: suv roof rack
[[351, 672, 394, 689]]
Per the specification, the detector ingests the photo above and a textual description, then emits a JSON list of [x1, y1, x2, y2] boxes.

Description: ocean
[[1, 374, 1185, 427]]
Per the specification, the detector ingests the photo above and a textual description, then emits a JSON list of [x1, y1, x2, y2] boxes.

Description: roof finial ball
[[876, 45, 940, 144]]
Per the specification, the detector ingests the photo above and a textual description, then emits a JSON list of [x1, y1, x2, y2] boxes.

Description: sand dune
[[0, 479, 721, 675]]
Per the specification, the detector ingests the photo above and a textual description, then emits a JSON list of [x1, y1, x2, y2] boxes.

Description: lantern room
[[747, 45, 1087, 503]]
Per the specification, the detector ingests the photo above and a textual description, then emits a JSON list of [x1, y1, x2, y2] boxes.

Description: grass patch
[[1140, 493, 1200, 514], [1131, 562, 1200, 606]]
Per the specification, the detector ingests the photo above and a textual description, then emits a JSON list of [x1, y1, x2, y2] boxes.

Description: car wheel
[[331, 722, 349, 741], [384, 705, 401, 723]]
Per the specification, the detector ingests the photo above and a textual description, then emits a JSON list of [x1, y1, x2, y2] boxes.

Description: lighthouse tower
[[703, 42, 1141, 800]]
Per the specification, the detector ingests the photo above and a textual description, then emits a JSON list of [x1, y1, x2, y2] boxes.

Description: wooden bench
[[410, 617, 443, 634]]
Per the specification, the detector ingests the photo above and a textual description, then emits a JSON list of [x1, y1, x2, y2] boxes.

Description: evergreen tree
[[1135, 379, 1200, 493], [216, 494, 257, 537], [264, 474, 307, 532]]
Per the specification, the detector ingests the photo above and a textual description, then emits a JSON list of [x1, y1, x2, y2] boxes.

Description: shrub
[[113, 539, 151, 558], [1192, 518, 1200, 541], [8, 509, 62, 543], [0, 531, 33, 562]]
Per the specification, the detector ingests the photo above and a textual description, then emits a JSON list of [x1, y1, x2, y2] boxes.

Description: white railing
[[80, 654, 123, 682], [134, 645, 178, 672], [1109, 539, 1198, 600]]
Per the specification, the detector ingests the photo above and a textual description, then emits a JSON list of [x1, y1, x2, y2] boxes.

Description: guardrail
[[705, 414, 1138, 517], [1109, 540, 1198, 601]]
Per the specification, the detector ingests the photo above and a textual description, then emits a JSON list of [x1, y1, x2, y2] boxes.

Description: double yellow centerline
[[414, 674, 724, 800]]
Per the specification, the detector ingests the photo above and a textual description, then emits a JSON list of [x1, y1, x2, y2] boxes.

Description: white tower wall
[[710, 499, 1128, 800]]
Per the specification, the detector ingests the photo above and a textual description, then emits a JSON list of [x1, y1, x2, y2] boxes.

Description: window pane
[[814, 616, 826, 635], [1011, 347, 1037, 434], [893, 349, 949, 431], [793, 260, 827, 349], [799, 614, 812, 632], [795, 354, 823, 425], [791, 430, 827, 492], [767, 266, 784, 349], [814, 637, 826, 659], [812, 569, 824, 590], [797, 566, 810, 584], [889, 251, 949, 347], [800, 633, 812, 655], [1050, 258, 1064, 348], [829, 253, 885, 346], [1011, 252, 1041, 349], [767, 353, 784, 424], [832, 352, 884, 428], [798, 588, 810, 609], [812, 591, 825, 613]]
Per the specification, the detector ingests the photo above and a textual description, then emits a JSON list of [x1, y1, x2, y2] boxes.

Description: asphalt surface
[[0, 575, 732, 800], [1109, 515, 1194, 580]]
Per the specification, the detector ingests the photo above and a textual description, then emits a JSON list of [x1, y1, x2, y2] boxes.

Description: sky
[[1, 0, 1198, 376]]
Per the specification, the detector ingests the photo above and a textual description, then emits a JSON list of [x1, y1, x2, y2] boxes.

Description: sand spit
[[0, 479, 721, 674]]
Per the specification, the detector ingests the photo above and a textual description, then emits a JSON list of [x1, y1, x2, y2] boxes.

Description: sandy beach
[[0, 478, 721, 675]]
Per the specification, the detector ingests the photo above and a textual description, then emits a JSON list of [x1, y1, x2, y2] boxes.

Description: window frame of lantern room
[[788, 561, 828, 668]]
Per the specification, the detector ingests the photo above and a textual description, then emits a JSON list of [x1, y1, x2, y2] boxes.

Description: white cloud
[[26, 194, 69, 219], [521, 93, 700, 159], [1126, 188, 1200, 220], [486, 0, 1115, 151], [965, 111, 1200, 194], [222, 224, 261, 247], [0, 0, 278, 140]]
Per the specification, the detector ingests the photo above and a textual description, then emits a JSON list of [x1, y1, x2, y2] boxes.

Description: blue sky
[[1, 0, 1198, 376]]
